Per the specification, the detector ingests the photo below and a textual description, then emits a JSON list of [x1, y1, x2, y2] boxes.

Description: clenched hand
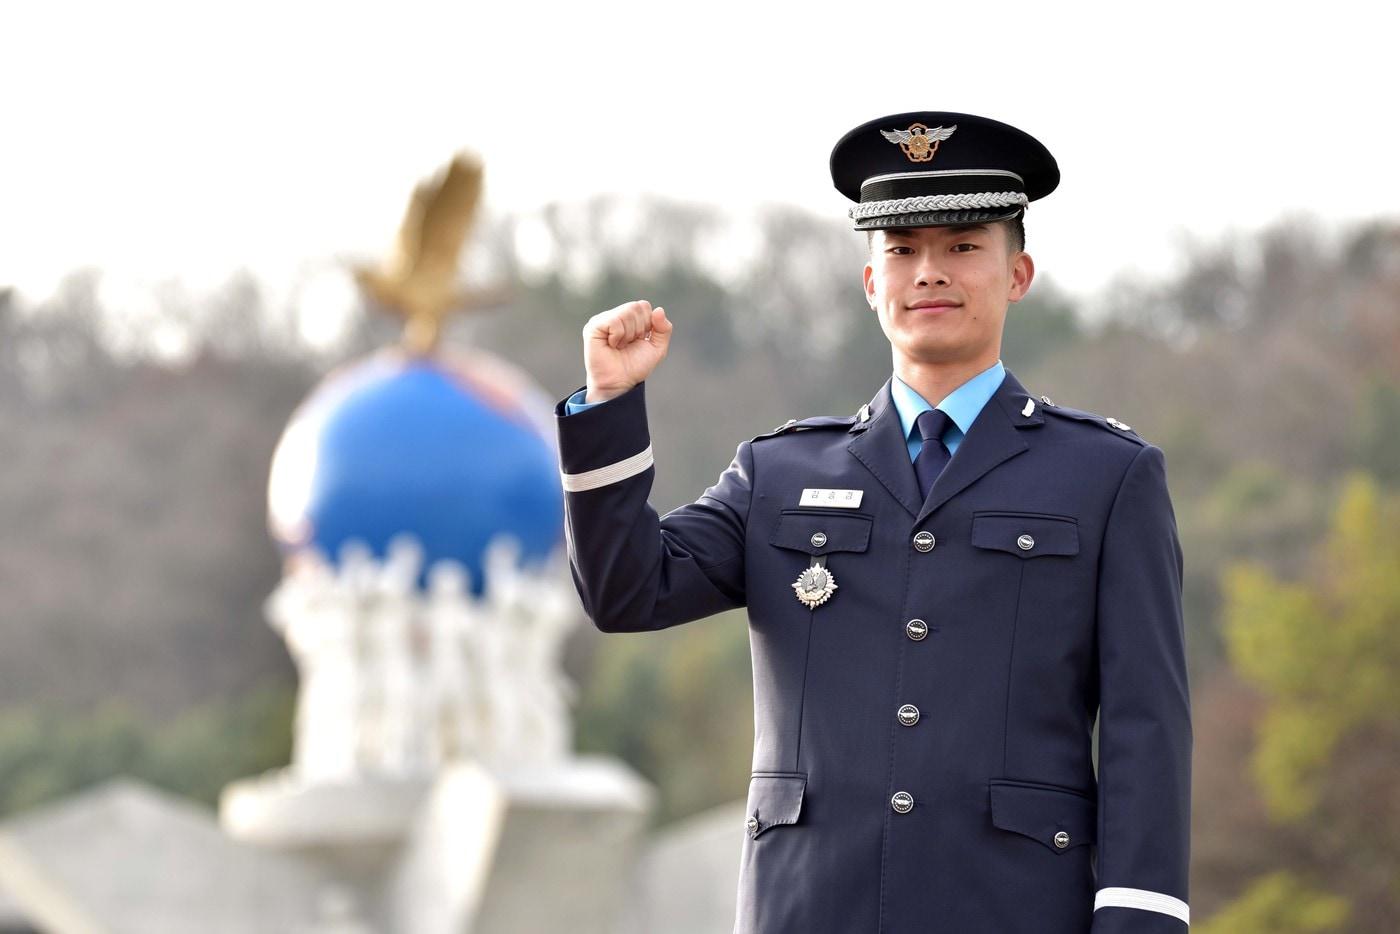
[[581, 300, 673, 402]]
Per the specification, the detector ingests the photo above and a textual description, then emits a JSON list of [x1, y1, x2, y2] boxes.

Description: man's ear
[[863, 262, 877, 309], [1008, 251, 1035, 303]]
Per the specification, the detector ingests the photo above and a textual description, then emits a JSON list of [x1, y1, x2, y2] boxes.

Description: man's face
[[862, 223, 1034, 368]]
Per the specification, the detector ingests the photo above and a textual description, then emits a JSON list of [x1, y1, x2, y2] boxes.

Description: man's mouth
[[907, 299, 961, 313]]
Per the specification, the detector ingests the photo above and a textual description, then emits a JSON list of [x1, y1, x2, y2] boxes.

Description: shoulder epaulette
[[1037, 394, 1148, 446], [750, 412, 859, 443]]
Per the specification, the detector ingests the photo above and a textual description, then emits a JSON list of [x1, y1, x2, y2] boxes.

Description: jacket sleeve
[[1091, 443, 1193, 932], [554, 380, 751, 632]]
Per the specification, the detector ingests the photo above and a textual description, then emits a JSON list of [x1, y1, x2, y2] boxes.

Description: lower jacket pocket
[[988, 779, 1096, 853], [745, 772, 806, 838]]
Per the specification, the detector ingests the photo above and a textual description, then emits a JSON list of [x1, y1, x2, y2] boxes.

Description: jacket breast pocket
[[768, 509, 873, 555], [971, 511, 1079, 559], [767, 509, 873, 612]]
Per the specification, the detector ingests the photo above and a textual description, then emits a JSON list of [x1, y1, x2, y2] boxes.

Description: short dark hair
[[866, 214, 1025, 255]]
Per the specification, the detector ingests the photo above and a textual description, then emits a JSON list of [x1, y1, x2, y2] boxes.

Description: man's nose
[[915, 255, 950, 287]]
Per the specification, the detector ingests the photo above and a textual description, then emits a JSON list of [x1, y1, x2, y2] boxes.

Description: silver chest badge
[[792, 556, 838, 609]]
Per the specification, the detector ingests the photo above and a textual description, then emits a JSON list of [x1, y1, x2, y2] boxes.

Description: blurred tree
[[1224, 473, 1400, 819], [584, 263, 737, 368], [1197, 871, 1350, 934], [1001, 275, 1082, 370], [1212, 472, 1400, 931], [574, 609, 752, 826], [0, 703, 146, 817], [1347, 377, 1400, 489], [0, 685, 293, 819], [142, 684, 294, 805]]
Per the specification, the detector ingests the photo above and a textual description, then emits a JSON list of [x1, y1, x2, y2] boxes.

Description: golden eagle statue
[[353, 151, 504, 355]]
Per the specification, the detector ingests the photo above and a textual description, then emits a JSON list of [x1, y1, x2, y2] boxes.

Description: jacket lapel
[[846, 376, 922, 518], [847, 368, 1045, 523]]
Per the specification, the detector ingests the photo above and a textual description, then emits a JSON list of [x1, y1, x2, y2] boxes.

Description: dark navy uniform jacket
[[554, 366, 1191, 934]]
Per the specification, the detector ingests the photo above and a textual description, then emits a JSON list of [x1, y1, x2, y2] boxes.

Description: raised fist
[[580, 300, 673, 402]]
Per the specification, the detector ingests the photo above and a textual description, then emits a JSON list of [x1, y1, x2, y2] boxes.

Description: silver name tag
[[799, 488, 864, 508]]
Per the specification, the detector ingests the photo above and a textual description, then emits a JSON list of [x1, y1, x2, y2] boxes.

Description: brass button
[[1054, 830, 1070, 849], [912, 531, 935, 552], [905, 619, 928, 641], [747, 815, 760, 836], [897, 704, 920, 726], [1017, 533, 1035, 551], [891, 791, 914, 814], [810, 531, 827, 548]]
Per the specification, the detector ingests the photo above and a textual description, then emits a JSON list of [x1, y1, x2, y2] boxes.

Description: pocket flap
[[989, 780, 1096, 852], [972, 512, 1079, 558], [745, 772, 806, 838], [769, 510, 873, 555]]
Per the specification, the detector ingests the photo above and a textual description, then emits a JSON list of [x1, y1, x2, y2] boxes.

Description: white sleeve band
[[1094, 887, 1189, 924], [560, 444, 654, 492]]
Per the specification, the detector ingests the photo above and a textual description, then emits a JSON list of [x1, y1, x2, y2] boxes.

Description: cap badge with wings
[[880, 123, 957, 163]]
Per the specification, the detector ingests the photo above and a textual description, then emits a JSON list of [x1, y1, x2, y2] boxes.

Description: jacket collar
[[847, 367, 1045, 523]]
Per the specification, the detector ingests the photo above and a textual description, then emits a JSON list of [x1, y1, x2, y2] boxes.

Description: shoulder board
[[750, 413, 859, 443], [1037, 394, 1148, 446]]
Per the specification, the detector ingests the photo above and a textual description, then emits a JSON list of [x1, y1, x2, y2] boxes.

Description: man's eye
[[887, 246, 912, 255], [953, 243, 977, 252]]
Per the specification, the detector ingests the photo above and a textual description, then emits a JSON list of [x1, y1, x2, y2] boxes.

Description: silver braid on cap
[[849, 191, 1028, 221]]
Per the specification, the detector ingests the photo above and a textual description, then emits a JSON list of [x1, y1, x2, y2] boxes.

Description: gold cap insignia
[[879, 123, 957, 163]]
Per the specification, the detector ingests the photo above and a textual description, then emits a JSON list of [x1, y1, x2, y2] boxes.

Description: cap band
[[848, 191, 1028, 222], [859, 168, 1025, 191]]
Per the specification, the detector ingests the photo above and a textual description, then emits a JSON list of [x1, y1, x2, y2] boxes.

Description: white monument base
[[219, 755, 653, 933]]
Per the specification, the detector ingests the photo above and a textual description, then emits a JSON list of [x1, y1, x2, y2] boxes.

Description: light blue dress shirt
[[564, 388, 620, 416], [889, 358, 1005, 462], [563, 358, 1005, 465]]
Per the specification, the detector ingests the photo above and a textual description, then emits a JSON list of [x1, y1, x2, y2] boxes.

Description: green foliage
[[0, 685, 293, 819], [1002, 277, 1083, 370], [1223, 472, 1400, 822], [1209, 473, 1400, 928], [1196, 871, 1350, 934], [1209, 476, 1394, 929], [584, 264, 738, 368], [141, 684, 295, 804], [1348, 376, 1400, 488], [574, 609, 753, 825], [0, 703, 149, 816]]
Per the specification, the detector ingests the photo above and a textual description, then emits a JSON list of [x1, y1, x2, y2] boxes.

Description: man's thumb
[[650, 306, 673, 349]]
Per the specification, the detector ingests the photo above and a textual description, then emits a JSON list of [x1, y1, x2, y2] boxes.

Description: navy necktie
[[913, 409, 954, 500]]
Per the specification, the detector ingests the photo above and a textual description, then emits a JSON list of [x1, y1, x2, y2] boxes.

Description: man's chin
[[895, 341, 988, 365]]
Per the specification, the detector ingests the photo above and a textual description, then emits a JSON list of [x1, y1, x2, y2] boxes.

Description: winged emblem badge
[[792, 560, 838, 609], [880, 123, 957, 163]]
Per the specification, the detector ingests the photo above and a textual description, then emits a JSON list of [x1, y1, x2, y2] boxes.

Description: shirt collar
[[891, 359, 1006, 442]]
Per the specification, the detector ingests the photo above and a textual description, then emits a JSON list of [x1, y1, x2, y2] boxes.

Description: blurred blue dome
[[268, 347, 564, 594]]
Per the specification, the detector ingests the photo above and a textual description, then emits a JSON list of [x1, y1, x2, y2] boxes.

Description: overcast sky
[[3, 1, 1395, 337]]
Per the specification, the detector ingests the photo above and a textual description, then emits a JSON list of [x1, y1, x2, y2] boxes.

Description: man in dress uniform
[[553, 111, 1191, 933]]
